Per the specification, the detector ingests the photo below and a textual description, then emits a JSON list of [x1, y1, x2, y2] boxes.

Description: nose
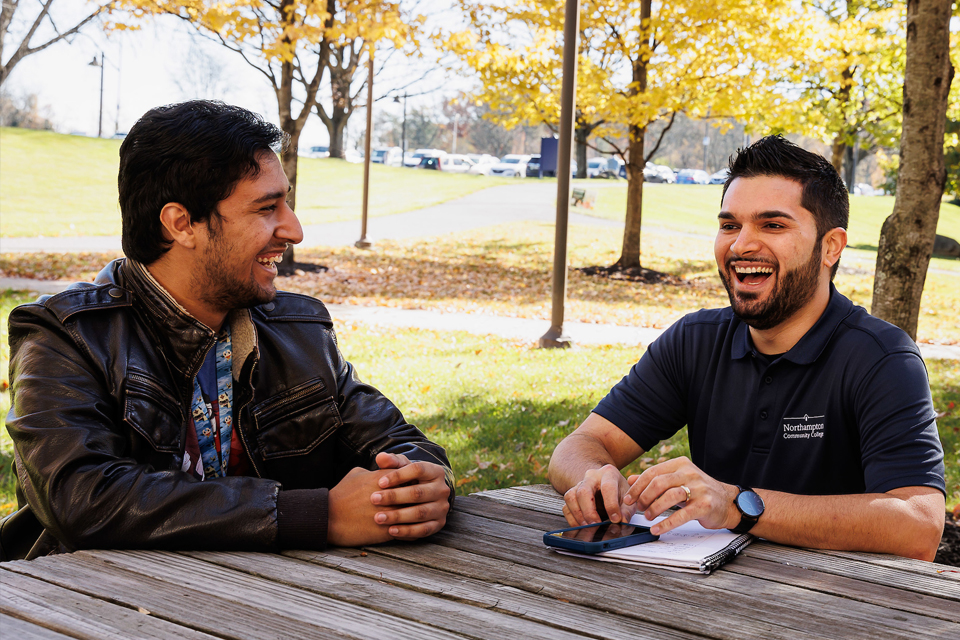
[[729, 224, 761, 257], [277, 200, 304, 246]]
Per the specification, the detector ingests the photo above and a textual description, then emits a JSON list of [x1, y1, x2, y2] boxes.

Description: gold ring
[[680, 485, 692, 502]]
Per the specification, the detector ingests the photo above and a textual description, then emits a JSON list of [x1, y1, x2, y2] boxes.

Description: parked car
[[489, 154, 531, 178], [301, 145, 330, 159], [372, 147, 403, 166], [585, 158, 607, 178], [344, 149, 363, 164], [526, 154, 542, 177], [642, 162, 675, 183], [708, 168, 730, 185], [419, 154, 475, 173], [467, 155, 500, 175], [405, 148, 445, 167], [853, 183, 884, 196], [676, 168, 710, 184]]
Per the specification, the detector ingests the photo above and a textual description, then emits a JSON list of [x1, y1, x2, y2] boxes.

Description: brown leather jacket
[[1, 259, 453, 561]]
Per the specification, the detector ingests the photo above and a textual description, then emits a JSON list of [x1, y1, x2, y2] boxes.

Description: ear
[[158, 203, 198, 250], [821, 227, 847, 270]]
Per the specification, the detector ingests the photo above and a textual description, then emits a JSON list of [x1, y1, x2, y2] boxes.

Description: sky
[[1, 2, 467, 148]]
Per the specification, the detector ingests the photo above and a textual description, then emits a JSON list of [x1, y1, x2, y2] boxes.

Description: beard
[[719, 238, 823, 331], [191, 221, 279, 314]]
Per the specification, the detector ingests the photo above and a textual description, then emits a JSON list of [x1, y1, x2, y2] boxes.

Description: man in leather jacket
[[1, 101, 454, 561]]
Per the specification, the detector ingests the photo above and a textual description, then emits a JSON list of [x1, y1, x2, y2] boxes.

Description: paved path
[[2, 276, 958, 359], [0, 183, 622, 253]]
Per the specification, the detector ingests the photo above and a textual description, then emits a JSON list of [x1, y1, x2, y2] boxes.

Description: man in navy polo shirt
[[548, 136, 945, 560]]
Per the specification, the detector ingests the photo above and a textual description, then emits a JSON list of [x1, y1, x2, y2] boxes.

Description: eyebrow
[[718, 210, 797, 221], [253, 188, 289, 204]]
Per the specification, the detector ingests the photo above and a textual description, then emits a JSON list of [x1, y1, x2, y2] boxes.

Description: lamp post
[[356, 49, 374, 249], [538, 0, 580, 349], [88, 53, 104, 138], [393, 93, 407, 165]]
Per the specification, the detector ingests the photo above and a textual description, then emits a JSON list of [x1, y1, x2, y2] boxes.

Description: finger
[[643, 485, 691, 521], [576, 480, 603, 524], [372, 478, 450, 506], [375, 500, 449, 527], [564, 485, 589, 526], [375, 452, 411, 471], [623, 466, 659, 507], [387, 519, 444, 540], [377, 460, 442, 488], [599, 475, 622, 523], [561, 503, 578, 527], [649, 504, 695, 536]]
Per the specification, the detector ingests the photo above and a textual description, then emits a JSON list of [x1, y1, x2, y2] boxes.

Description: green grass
[[1, 291, 956, 516], [0, 127, 512, 237]]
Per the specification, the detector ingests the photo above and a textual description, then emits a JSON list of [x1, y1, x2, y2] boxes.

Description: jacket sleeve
[[6, 302, 285, 553], [330, 342, 456, 504]]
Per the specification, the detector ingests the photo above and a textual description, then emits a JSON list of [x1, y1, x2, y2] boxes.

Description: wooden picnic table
[[1, 484, 957, 639]]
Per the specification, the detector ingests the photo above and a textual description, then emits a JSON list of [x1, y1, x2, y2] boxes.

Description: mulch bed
[[576, 264, 683, 284], [936, 511, 960, 566]]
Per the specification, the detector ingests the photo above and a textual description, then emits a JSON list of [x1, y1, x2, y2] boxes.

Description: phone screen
[[555, 522, 645, 543]]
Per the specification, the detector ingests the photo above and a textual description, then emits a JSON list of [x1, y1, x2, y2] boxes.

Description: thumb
[[376, 451, 409, 470]]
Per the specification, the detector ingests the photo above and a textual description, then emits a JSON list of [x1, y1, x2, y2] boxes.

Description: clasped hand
[[328, 452, 450, 547], [563, 457, 739, 536]]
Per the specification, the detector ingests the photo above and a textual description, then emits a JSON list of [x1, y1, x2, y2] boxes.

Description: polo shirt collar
[[730, 284, 853, 364]]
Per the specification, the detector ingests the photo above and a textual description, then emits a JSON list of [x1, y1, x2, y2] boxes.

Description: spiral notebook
[[553, 513, 753, 574]]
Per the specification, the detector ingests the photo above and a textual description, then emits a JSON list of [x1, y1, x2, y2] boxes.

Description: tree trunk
[[326, 106, 350, 159], [575, 124, 589, 178], [871, 0, 954, 340], [830, 134, 846, 175], [615, 126, 646, 269], [844, 144, 856, 193]]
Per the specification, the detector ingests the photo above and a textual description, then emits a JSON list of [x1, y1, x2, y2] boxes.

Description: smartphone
[[543, 521, 659, 554]]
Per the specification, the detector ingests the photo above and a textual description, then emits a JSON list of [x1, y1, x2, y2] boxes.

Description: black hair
[[722, 135, 848, 278], [118, 100, 287, 264]]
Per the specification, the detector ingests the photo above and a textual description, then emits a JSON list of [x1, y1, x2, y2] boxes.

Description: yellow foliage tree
[[446, 0, 795, 272], [114, 0, 414, 270]]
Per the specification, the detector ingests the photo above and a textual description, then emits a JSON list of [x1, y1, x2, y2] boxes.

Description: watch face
[[737, 490, 764, 517]]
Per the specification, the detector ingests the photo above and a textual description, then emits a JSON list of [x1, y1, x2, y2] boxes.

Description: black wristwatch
[[731, 486, 764, 534]]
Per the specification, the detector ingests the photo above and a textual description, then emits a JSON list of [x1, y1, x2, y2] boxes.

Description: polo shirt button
[[760, 410, 768, 419], [765, 376, 773, 384]]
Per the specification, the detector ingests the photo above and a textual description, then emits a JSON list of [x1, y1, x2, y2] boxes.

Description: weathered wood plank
[[0, 569, 219, 640], [743, 543, 960, 601], [367, 539, 835, 640], [103, 549, 592, 640], [0, 613, 80, 640], [4, 552, 441, 640], [816, 549, 960, 582], [472, 485, 565, 515], [724, 556, 960, 622], [427, 510, 957, 640], [279, 547, 703, 640]]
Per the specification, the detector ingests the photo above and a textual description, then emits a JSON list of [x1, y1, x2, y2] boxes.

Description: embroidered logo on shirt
[[782, 414, 825, 440]]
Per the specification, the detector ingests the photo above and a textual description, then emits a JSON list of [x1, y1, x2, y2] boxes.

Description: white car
[[405, 148, 445, 167], [585, 157, 608, 178], [488, 154, 531, 178], [467, 154, 500, 175], [372, 147, 403, 166], [344, 149, 363, 163]]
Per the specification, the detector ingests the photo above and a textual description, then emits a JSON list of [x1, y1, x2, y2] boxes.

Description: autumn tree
[[446, 0, 793, 273], [763, 1, 907, 188], [871, 0, 955, 339], [1, 0, 111, 87], [116, 1, 412, 273]]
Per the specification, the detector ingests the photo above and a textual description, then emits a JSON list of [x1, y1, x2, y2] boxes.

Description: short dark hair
[[118, 100, 287, 264]]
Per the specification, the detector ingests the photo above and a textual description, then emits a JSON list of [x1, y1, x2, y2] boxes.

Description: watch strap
[[732, 485, 762, 535]]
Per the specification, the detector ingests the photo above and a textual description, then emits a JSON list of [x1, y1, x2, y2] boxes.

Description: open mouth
[[256, 252, 284, 270], [733, 264, 774, 286]]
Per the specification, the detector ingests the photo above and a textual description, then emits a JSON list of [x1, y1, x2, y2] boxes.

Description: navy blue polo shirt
[[594, 286, 945, 496]]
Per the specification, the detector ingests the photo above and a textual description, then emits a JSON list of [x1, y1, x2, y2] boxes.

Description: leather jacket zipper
[[128, 373, 181, 409], [255, 381, 324, 423]]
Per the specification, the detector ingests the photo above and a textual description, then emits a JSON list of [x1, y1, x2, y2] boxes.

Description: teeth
[[257, 254, 283, 266], [734, 266, 773, 274]]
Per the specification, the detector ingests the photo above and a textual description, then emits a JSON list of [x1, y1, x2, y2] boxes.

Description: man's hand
[[623, 456, 738, 536], [327, 453, 450, 547], [369, 452, 451, 541], [561, 463, 636, 527]]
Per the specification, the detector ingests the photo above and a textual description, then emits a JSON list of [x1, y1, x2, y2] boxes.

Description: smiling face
[[715, 176, 829, 332], [190, 152, 302, 314]]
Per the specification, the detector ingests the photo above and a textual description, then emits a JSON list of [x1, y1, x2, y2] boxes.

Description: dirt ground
[[935, 511, 960, 566]]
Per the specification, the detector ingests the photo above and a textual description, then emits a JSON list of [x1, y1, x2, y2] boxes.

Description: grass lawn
[[0, 127, 511, 237], [1, 294, 957, 517]]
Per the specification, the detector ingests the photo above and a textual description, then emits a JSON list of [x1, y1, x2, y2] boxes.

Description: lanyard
[[190, 326, 234, 479]]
